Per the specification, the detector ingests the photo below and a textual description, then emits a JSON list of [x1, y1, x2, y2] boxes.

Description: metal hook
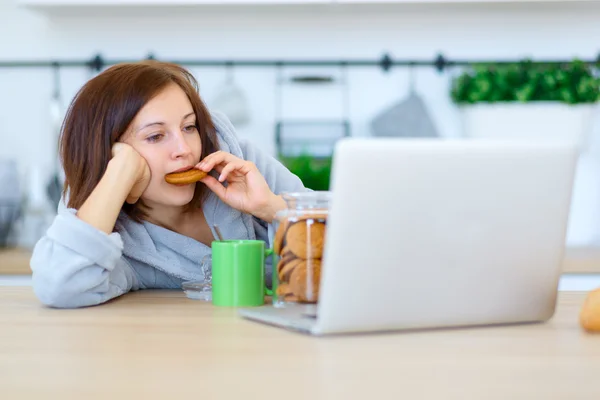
[[275, 62, 284, 119], [408, 63, 416, 94], [274, 62, 284, 153], [51, 61, 61, 100], [88, 54, 104, 74], [225, 61, 234, 84], [379, 53, 393, 73], [434, 53, 447, 74], [341, 61, 350, 121]]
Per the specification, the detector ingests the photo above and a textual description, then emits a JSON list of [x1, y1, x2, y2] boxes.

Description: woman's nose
[[172, 132, 192, 158]]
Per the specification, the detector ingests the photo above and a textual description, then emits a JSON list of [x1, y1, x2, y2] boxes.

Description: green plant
[[451, 59, 600, 104], [279, 153, 332, 191]]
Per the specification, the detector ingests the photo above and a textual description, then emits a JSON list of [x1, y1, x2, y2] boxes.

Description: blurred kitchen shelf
[[19, 0, 599, 16], [0, 248, 32, 275], [18, 0, 332, 6], [562, 247, 600, 274], [18, 0, 598, 6], [1, 246, 599, 276], [337, 0, 596, 2]]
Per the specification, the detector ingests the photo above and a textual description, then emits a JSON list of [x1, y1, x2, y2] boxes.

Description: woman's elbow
[[32, 273, 82, 308]]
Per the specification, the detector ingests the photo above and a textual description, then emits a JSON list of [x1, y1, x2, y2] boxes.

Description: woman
[[30, 60, 307, 308]]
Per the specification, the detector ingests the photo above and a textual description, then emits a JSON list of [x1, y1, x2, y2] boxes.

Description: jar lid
[[282, 191, 331, 201], [282, 191, 331, 210]]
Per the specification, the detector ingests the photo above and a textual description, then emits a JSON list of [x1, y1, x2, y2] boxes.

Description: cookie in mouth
[[164, 168, 208, 185]]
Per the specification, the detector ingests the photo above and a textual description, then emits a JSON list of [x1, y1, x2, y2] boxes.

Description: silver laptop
[[239, 138, 579, 335]]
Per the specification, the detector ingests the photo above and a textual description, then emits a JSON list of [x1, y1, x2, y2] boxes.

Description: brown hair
[[60, 60, 218, 223]]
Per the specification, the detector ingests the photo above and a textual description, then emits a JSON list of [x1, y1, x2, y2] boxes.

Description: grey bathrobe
[[30, 112, 307, 308]]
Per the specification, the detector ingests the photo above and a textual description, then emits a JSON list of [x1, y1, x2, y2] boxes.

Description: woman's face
[[123, 83, 202, 208]]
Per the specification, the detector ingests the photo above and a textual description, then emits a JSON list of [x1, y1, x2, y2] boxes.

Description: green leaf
[[451, 58, 599, 104], [279, 154, 332, 191]]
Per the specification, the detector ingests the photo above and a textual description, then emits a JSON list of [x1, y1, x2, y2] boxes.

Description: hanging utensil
[[290, 75, 335, 84], [211, 62, 251, 128], [46, 62, 63, 210], [275, 63, 351, 158], [370, 64, 439, 138], [274, 64, 350, 191]]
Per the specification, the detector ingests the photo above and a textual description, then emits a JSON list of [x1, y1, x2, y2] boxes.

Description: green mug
[[211, 240, 274, 307]]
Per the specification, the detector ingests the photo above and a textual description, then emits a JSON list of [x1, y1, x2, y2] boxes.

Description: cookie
[[165, 169, 207, 185], [276, 245, 294, 270], [274, 210, 327, 255], [276, 282, 293, 296], [285, 220, 326, 259], [284, 294, 300, 302], [278, 258, 303, 282], [289, 259, 321, 303], [280, 245, 294, 262], [275, 282, 300, 302], [580, 288, 600, 332], [273, 218, 289, 255]]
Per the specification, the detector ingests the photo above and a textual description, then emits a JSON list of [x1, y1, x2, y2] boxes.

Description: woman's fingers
[[194, 162, 225, 176], [200, 175, 227, 200], [218, 161, 248, 182], [111, 142, 125, 157], [198, 151, 235, 172], [197, 151, 258, 182]]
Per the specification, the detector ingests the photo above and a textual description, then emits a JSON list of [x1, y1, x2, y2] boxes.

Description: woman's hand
[[196, 151, 285, 222], [110, 142, 151, 204], [76, 142, 151, 235]]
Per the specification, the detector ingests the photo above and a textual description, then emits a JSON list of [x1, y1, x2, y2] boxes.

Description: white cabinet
[[18, 0, 333, 5], [337, 0, 595, 2], [18, 0, 595, 6]]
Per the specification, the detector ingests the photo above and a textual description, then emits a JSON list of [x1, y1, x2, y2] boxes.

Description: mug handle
[[264, 248, 274, 296]]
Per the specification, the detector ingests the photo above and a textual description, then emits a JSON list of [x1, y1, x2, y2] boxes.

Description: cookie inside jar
[[273, 192, 331, 305]]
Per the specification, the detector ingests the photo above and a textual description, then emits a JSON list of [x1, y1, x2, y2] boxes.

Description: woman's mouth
[[164, 168, 208, 186], [169, 166, 194, 174]]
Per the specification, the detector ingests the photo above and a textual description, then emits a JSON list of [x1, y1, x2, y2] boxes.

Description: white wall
[[1, 0, 599, 246]]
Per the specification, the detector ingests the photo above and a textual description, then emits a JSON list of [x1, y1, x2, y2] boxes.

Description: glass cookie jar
[[272, 191, 331, 307]]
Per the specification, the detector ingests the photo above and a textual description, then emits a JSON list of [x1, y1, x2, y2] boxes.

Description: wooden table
[[0, 247, 31, 274], [4, 246, 600, 275], [0, 288, 599, 399]]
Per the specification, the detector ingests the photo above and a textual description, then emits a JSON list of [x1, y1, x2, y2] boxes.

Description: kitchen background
[[0, 0, 599, 251]]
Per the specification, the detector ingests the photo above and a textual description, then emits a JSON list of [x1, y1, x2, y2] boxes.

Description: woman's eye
[[146, 134, 163, 143], [184, 125, 197, 133]]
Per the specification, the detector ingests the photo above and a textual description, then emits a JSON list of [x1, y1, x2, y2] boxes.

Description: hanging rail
[[0, 52, 598, 73]]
